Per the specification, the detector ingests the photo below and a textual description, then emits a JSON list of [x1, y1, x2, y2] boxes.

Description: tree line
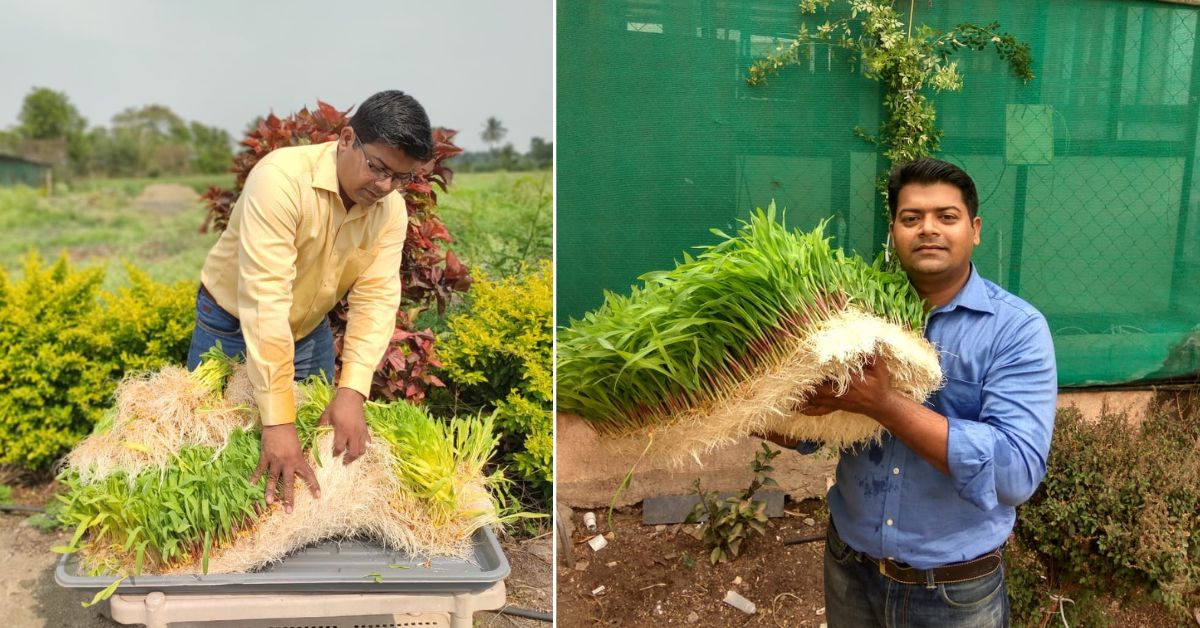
[[454, 115, 552, 172], [0, 87, 233, 178], [0, 88, 550, 179]]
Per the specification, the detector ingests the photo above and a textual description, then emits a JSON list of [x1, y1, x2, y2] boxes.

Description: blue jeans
[[186, 287, 335, 383], [824, 522, 1010, 628]]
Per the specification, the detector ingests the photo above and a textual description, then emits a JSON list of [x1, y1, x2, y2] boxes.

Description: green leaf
[[365, 572, 383, 584], [202, 530, 211, 575], [121, 441, 151, 454], [82, 577, 126, 608]]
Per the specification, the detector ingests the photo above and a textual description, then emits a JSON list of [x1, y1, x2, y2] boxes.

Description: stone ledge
[[559, 389, 1162, 510], [556, 412, 836, 509]]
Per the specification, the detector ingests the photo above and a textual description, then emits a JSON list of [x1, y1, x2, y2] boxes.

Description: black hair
[[349, 90, 434, 161], [886, 158, 979, 219]]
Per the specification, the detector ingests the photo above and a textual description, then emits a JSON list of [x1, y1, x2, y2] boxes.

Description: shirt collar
[[312, 141, 341, 195], [312, 140, 386, 219], [930, 264, 995, 316]]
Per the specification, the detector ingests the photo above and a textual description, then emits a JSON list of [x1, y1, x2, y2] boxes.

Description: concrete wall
[[556, 412, 837, 509], [556, 390, 1158, 509]]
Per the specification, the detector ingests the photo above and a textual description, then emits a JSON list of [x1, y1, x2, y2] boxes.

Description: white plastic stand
[[106, 581, 505, 628]]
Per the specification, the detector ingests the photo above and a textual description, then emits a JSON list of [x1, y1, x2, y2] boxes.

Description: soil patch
[[478, 534, 554, 626], [135, 184, 199, 213], [556, 498, 1183, 627], [558, 499, 830, 627]]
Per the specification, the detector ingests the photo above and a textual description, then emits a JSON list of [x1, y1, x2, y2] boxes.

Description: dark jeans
[[186, 287, 335, 383], [824, 522, 1010, 628]]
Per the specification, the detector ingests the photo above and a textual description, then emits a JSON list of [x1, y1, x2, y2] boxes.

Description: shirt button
[[892, 467, 900, 475], [886, 519, 894, 526]]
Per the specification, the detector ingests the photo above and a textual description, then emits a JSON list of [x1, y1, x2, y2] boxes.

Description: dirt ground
[[0, 480, 551, 627], [558, 499, 831, 627], [557, 498, 1186, 628], [134, 184, 199, 213]]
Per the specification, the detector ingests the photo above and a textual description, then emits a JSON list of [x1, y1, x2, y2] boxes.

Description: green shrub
[[0, 253, 197, 471], [101, 264, 195, 372], [0, 253, 112, 470], [438, 261, 552, 497], [493, 392, 553, 493], [1012, 397, 1200, 625]]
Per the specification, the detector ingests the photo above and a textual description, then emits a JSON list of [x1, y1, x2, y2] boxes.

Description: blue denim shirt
[[826, 265, 1057, 569]]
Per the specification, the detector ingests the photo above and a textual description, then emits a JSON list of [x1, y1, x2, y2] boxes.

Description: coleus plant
[[199, 101, 470, 401]]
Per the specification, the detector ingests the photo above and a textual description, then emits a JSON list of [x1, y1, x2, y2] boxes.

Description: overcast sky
[[0, 1, 552, 153]]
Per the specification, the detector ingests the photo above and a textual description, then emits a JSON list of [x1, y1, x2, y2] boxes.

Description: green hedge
[[0, 253, 195, 470], [438, 261, 553, 499], [1010, 396, 1200, 626]]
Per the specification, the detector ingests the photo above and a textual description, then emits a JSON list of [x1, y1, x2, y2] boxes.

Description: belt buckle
[[878, 560, 886, 576]]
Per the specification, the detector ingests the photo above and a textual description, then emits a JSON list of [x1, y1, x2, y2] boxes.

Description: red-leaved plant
[[200, 100, 470, 402]]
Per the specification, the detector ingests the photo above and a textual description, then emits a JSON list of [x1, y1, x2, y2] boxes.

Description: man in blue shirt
[[767, 158, 1057, 626]]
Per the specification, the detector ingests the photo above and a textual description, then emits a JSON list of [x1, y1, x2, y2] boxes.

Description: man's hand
[[251, 423, 321, 514], [754, 431, 824, 454], [799, 354, 895, 417], [318, 387, 370, 464]]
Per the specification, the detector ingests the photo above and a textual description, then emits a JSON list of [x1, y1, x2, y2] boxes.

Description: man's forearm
[[871, 391, 950, 474]]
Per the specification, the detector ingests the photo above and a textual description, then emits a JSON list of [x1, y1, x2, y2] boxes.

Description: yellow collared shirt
[[200, 141, 407, 426]]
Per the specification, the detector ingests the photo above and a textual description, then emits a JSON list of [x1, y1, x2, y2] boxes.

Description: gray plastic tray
[[55, 527, 509, 595]]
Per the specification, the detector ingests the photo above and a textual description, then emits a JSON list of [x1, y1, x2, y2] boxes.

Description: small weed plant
[[687, 443, 781, 564]]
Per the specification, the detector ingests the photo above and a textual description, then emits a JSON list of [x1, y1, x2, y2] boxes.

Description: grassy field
[[0, 170, 551, 293], [0, 182, 219, 292], [437, 170, 552, 277], [70, 172, 235, 195]]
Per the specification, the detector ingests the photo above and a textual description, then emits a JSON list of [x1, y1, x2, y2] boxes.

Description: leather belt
[[198, 283, 236, 318], [830, 523, 1003, 586], [871, 548, 1003, 585]]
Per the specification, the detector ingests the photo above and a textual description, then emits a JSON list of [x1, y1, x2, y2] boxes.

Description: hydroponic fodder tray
[[56, 526, 509, 595]]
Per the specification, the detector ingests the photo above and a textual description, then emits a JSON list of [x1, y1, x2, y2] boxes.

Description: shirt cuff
[[256, 389, 296, 427], [337, 362, 375, 399], [947, 418, 999, 511]]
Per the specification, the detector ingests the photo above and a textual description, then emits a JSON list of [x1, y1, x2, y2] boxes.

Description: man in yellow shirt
[[186, 90, 432, 513]]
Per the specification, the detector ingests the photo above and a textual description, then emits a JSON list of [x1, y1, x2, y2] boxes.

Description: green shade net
[[557, 0, 1200, 387]]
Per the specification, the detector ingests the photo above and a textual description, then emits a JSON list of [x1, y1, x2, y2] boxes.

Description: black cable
[[782, 531, 826, 546], [0, 504, 44, 514], [495, 606, 553, 622]]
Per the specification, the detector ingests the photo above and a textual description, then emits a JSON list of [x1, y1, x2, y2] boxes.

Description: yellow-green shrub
[[0, 253, 197, 470], [102, 264, 196, 373], [439, 261, 552, 495], [0, 254, 111, 470], [494, 392, 553, 493]]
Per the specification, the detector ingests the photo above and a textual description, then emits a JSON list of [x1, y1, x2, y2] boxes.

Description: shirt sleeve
[[235, 163, 301, 427], [337, 203, 408, 398], [946, 312, 1058, 511]]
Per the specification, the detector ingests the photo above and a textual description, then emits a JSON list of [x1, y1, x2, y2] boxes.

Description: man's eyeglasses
[[355, 137, 416, 188]]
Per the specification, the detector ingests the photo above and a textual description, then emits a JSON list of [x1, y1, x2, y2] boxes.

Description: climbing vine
[[748, 0, 1033, 169]]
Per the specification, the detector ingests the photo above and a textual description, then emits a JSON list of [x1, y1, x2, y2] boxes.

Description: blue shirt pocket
[[932, 376, 983, 421]]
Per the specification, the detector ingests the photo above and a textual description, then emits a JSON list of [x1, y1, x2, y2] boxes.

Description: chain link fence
[[557, 0, 1200, 386]]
